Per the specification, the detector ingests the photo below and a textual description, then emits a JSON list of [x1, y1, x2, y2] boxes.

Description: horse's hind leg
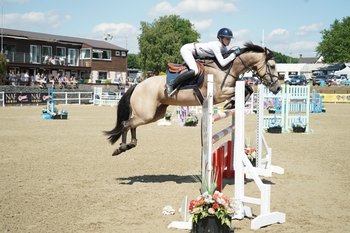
[[127, 128, 137, 149], [112, 122, 130, 156]]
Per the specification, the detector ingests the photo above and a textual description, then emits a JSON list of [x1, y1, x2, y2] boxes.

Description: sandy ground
[[0, 103, 349, 233]]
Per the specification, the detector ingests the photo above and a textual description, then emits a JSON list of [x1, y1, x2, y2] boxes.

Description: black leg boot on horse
[[164, 69, 195, 97]]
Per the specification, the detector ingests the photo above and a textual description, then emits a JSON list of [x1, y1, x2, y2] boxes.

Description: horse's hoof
[[224, 100, 235, 109], [127, 139, 137, 149]]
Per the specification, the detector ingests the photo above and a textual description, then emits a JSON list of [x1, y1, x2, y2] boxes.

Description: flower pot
[[267, 126, 282, 133], [268, 110, 275, 114], [61, 114, 68, 120], [185, 122, 197, 126], [192, 215, 230, 233], [53, 114, 61, 119], [293, 126, 305, 133], [165, 116, 171, 121]]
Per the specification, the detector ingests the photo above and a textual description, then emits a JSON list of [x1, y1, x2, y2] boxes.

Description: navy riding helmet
[[217, 28, 234, 39]]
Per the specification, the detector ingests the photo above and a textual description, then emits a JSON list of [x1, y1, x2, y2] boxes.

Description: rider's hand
[[228, 53, 236, 61], [234, 48, 240, 56]]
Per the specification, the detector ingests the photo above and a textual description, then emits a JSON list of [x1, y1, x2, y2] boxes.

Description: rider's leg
[[164, 44, 198, 97], [165, 70, 195, 97]]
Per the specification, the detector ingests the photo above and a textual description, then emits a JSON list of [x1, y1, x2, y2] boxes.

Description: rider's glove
[[234, 48, 241, 56], [228, 53, 236, 61]]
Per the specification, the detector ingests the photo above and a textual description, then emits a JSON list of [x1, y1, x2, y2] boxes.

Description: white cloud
[[273, 41, 319, 57], [295, 23, 324, 36], [267, 28, 290, 43], [148, 0, 238, 17], [4, 10, 71, 29], [191, 19, 212, 31], [92, 23, 139, 36]]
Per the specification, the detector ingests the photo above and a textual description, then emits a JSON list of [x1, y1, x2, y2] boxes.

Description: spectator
[[70, 75, 78, 88], [15, 71, 21, 86], [36, 73, 47, 88], [22, 71, 29, 86], [62, 75, 69, 87]]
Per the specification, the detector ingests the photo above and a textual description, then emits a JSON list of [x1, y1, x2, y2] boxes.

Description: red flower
[[213, 203, 219, 209]]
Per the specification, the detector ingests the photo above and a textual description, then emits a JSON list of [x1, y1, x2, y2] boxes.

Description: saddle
[[167, 61, 204, 77], [166, 61, 205, 104]]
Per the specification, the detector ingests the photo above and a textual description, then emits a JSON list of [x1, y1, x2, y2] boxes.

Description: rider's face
[[221, 37, 232, 46]]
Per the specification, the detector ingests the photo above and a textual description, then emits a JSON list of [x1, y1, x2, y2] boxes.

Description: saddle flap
[[167, 61, 204, 77]]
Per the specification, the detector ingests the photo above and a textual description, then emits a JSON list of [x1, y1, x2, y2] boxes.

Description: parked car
[[336, 75, 348, 85], [312, 75, 329, 86], [311, 71, 324, 79], [284, 75, 295, 85], [289, 75, 308, 85]]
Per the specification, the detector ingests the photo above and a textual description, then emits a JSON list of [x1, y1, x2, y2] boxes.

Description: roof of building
[[3, 28, 128, 52]]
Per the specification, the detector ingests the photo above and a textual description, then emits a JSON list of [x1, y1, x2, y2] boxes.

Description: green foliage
[[316, 16, 350, 63], [127, 53, 140, 69], [138, 15, 200, 74], [0, 53, 8, 77], [272, 51, 298, 63]]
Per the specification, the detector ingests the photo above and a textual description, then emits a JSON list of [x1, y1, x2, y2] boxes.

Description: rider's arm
[[213, 45, 236, 67]]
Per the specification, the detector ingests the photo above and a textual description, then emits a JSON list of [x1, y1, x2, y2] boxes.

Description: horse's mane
[[240, 41, 274, 60]]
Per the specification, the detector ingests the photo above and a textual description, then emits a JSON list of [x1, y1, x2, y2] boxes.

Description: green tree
[[127, 53, 140, 69], [316, 16, 350, 63], [138, 15, 200, 74], [0, 53, 8, 77], [272, 51, 298, 63]]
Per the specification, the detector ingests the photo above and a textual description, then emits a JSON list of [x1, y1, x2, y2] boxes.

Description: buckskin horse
[[105, 42, 281, 156]]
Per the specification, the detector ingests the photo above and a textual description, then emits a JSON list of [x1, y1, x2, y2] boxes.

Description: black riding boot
[[164, 69, 195, 97]]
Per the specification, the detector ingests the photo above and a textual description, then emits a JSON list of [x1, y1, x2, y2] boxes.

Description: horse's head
[[236, 42, 281, 94]]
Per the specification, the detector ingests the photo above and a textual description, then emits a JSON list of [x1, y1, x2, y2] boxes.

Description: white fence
[[0, 91, 93, 107]]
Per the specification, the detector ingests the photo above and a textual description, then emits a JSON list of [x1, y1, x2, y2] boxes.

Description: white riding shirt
[[180, 40, 236, 75]]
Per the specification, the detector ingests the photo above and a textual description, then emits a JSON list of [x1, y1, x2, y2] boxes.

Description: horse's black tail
[[104, 85, 137, 145]]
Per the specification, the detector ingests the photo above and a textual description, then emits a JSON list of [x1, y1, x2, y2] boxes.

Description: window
[[99, 71, 108, 79], [121, 52, 126, 57], [56, 47, 66, 59], [42, 46, 52, 63], [3, 44, 16, 55], [92, 49, 111, 60], [68, 48, 76, 66], [80, 48, 91, 59], [115, 51, 120, 56], [30, 45, 40, 63]]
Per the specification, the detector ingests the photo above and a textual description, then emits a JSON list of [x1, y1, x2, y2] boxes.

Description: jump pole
[[234, 81, 285, 229]]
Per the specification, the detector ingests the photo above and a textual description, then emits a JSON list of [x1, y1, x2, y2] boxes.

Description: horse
[[105, 42, 281, 156]]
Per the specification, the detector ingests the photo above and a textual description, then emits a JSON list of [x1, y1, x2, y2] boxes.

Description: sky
[[2, 0, 349, 59]]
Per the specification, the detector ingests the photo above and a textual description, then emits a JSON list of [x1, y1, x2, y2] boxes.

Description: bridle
[[235, 48, 279, 89], [205, 48, 279, 90]]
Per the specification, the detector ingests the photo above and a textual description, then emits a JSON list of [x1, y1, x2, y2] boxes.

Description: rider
[[165, 27, 240, 97]]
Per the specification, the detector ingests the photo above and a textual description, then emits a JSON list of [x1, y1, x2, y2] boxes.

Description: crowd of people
[[4, 70, 78, 89]]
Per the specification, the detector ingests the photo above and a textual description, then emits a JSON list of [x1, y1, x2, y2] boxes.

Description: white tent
[[334, 66, 350, 78]]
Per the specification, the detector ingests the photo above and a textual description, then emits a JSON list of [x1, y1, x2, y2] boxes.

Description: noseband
[[236, 48, 279, 89]]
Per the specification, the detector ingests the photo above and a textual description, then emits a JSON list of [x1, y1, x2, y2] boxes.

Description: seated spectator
[[36, 73, 47, 88], [62, 75, 69, 87], [9, 71, 16, 86], [21, 71, 29, 86], [70, 75, 78, 88], [48, 74, 55, 88], [43, 55, 49, 64]]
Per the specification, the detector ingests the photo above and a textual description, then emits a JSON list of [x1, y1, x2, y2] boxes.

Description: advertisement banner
[[5, 92, 50, 105], [319, 94, 350, 103]]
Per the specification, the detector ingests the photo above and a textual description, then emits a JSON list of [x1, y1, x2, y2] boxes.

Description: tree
[[316, 16, 350, 63], [127, 53, 140, 69], [138, 15, 200, 74], [272, 51, 298, 63], [0, 53, 8, 77]]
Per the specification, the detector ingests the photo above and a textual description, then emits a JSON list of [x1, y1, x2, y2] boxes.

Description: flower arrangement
[[189, 191, 234, 227], [268, 115, 282, 128], [165, 111, 172, 120], [244, 136, 256, 162], [292, 116, 306, 128], [184, 113, 198, 126]]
